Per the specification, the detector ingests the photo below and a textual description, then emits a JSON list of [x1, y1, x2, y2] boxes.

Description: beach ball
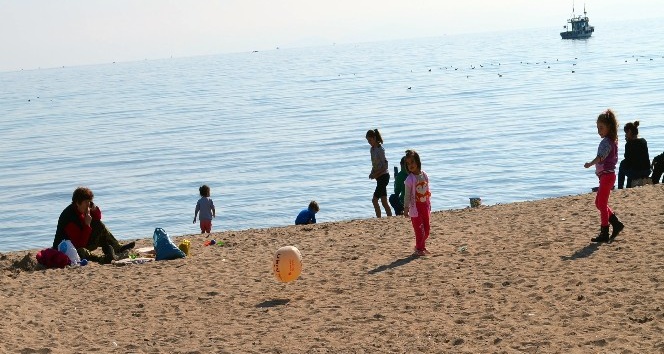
[[272, 246, 302, 283]]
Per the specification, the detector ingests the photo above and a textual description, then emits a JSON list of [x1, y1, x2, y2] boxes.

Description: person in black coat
[[53, 187, 135, 263], [617, 121, 651, 188], [651, 151, 664, 184]]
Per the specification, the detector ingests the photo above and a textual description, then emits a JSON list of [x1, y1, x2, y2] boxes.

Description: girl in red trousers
[[584, 109, 625, 243], [403, 149, 432, 256]]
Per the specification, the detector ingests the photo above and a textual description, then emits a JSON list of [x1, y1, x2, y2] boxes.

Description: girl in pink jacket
[[403, 149, 431, 256]]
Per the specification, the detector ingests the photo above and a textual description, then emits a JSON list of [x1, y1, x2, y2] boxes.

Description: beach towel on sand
[[113, 257, 155, 266]]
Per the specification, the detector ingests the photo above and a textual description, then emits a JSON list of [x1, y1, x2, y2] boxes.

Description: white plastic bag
[[58, 240, 81, 266]]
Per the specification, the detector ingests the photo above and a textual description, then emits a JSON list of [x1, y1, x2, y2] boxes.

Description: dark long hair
[[624, 120, 640, 137], [365, 129, 384, 144], [405, 149, 421, 170]]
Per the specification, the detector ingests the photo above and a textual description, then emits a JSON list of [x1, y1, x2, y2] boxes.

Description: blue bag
[[153, 228, 186, 261]]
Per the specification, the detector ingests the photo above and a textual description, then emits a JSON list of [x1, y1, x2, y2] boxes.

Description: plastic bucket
[[469, 197, 482, 208]]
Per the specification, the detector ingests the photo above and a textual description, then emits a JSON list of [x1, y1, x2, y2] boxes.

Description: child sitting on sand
[[295, 201, 319, 225], [389, 156, 408, 216], [193, 185, 216, 234]]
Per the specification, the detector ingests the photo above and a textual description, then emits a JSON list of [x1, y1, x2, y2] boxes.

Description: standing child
[[584, 109, 625, 242], [403, 149, 431, 256], [295, 201, 319, 225], [193, 184, 216, 234], [366, 129, 393, 218]]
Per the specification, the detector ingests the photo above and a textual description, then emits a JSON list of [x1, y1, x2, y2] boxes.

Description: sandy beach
[[1, 185, 663, 353]]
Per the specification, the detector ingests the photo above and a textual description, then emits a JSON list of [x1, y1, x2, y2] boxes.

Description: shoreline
[[0, 190, 597, 256], [2, 185, 663, 353]]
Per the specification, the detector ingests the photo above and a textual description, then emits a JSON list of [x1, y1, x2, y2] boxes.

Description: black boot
[[101, 244, 116, 264], [86, 254, 104, 263], [609, 214, 624, 241], [119, 241, 136, 253], [591, 226, 610, 242]]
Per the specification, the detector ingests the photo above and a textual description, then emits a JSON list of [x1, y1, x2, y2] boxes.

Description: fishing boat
[[560, 4, 594, 39]]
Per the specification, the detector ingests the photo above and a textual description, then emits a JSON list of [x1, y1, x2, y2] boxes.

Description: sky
[[1, 0, 663, 72]]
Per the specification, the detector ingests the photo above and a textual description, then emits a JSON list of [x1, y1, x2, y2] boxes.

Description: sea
[[2, 18, 664, 253]]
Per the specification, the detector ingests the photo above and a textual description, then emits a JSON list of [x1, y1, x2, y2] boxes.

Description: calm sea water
[[2, 18, 664, 252]]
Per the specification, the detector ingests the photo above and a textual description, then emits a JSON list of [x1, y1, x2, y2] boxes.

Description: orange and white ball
[[272, 246, 302, 283]]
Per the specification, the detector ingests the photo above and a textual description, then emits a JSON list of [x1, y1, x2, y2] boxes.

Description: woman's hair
[[308, 200, 319, 212], [365, 129, 384, 144], [597, 109, 619, 142], [624, 120, 640, 136], [199, 184, 210, 197], [405, 149, 421, 171], [72, 187, 94, 204]]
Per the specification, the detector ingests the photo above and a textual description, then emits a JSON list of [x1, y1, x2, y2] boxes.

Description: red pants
[[410, 202, 430, 251], [595, 173, 615, 226], [200, 220, 212, 233]]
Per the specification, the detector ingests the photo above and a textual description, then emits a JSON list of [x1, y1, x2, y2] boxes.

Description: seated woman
[[52, 187, 135, 264], [618, 121, 651, 188]]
